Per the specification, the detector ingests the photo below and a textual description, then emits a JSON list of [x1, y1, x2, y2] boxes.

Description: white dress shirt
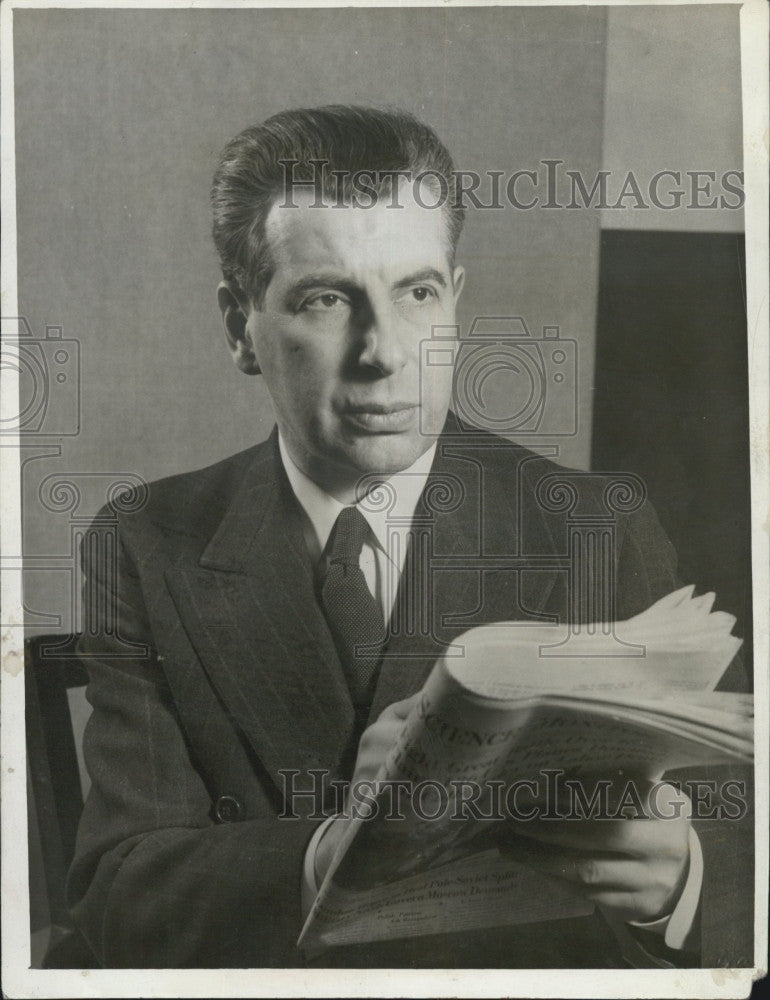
[[276, 435, 702, 959], [278, 434, 436, 623]]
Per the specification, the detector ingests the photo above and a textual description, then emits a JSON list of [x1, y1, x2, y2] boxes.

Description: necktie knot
[[327, 506, 372, 568]]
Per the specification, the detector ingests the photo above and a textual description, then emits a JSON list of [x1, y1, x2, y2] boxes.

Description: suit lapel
[[369, 427, 566, 720], [165, 434, 357, 795], [165, 421, 568, 783]]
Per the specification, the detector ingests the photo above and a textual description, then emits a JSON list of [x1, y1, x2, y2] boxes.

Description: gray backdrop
[[14, 4, 741, 630]]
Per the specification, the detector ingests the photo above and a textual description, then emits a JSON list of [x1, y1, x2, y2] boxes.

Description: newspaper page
[[299, 601, 753, 955], [1, 1, 767, 998]]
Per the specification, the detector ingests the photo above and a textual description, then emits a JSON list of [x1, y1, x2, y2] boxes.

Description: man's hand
[[349, 694, 421, 788], [499, 781, 692, 924], [313, 694, 420, 885]]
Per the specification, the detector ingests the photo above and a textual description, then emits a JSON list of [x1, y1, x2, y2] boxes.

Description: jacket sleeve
[[615, 498, 754, 968], [67, 512, 317, 968]]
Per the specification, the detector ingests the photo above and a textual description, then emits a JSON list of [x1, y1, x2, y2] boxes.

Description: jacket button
[[214, 794, 244, 823]]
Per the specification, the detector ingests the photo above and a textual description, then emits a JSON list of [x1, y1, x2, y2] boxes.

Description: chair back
[[25, 634, 92, 964]]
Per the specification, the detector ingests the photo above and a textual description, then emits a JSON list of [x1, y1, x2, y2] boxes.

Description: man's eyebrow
[[392, 268, 447, 291]]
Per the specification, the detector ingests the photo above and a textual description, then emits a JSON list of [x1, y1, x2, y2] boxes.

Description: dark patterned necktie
[[321, 506, 386, 709]]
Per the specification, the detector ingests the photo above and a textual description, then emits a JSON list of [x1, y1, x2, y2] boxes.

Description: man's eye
[[303, 292, 348, 311], [398, 286, 437, 305]]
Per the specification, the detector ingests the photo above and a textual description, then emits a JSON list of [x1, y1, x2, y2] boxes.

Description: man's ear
[[217, 281, 261, 375], [452, 265, 466, 305]]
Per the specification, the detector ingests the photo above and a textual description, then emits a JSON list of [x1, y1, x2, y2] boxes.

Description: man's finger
[[518, 849, 649, 892], [504, 812, 689, 856], [379, 693, 422, 721], [502, 833, 689, 922]]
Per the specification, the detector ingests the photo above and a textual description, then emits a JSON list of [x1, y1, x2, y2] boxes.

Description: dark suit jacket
[[67, 418, 752, 968]]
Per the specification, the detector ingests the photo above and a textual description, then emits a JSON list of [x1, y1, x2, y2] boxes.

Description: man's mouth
[[342, 402, 419, 432]]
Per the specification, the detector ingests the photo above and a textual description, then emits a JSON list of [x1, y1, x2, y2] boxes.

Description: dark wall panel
[[592, 230, 751, 679]]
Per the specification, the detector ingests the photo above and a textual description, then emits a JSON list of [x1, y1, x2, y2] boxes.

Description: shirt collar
[[278, 433, 436, 562]]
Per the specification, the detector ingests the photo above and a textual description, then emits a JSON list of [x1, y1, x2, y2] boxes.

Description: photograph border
[[1, 1, 767, 996]]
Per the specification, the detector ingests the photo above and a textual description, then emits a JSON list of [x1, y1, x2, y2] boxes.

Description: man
[[68, 106, 750, 969]]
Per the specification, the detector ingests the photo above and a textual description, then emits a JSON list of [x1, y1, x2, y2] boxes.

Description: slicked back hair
[[211, 105, 465, 306]]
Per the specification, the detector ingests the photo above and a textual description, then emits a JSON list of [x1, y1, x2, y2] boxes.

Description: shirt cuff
[[627, 825, 703, 951], [301, 816, 337, 919]]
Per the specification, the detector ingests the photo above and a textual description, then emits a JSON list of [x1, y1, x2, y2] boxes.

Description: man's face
[[236, 186, 464, 499]]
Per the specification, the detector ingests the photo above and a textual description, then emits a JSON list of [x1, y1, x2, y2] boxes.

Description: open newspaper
[[298, 586, 753, 956]]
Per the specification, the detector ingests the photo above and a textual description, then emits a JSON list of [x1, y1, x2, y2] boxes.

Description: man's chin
[[298, 425, 443, 501], [342, 434, 436, 478]]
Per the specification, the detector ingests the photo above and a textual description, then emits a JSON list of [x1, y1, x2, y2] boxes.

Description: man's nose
[[356, 303, 409, 376]]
